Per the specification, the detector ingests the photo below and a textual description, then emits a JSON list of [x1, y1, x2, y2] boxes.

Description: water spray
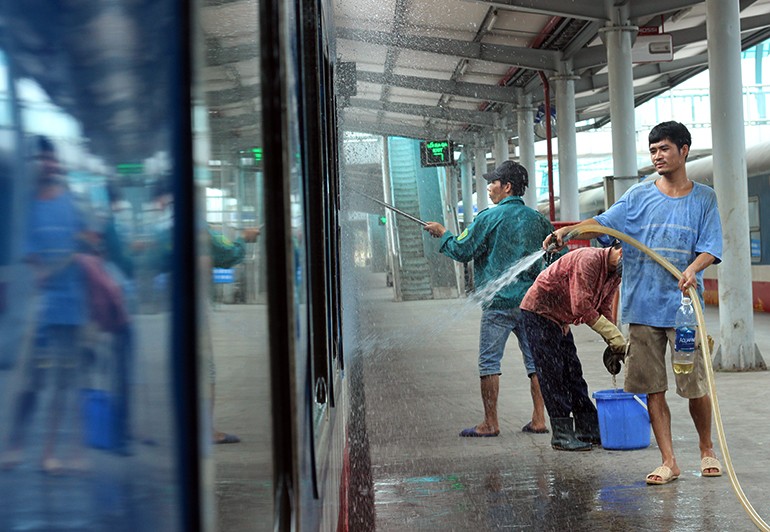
[[562, 224, 769, 532]]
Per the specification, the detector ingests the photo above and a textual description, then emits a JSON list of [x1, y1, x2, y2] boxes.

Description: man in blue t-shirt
[[2, 136, 90, 474], [546, 121, 723, 485]]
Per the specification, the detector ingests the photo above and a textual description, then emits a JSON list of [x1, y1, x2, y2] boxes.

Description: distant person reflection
[[1, 136, 90, 474]]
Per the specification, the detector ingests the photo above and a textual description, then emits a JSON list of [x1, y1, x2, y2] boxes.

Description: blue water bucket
[[81, 388, 118, 450], [592, 389, 651, 450]]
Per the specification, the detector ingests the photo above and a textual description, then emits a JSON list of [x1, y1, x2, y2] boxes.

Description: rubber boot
[[550, 417, 592, 451], [574, 411, 602, 445]]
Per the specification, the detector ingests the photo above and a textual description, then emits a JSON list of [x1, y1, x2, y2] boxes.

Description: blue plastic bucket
[[81, 388, 118, 450], [592, 389, 651, 450]]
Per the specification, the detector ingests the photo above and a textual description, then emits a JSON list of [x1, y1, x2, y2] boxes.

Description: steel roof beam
[[470, 0, 605, 21], [629, 0, 710, 20], [338, 28, 561, 71], [357, 70, 518, 104], [342, 119, 477, 144], [575, 80, 671, 110], [572, 12, 770, 71], [207, 85, 261, 106], [347, 98, 498, 126], [573, 53, 707, 93], [206, 44, 259, 67], [471, 0, 703, 22]]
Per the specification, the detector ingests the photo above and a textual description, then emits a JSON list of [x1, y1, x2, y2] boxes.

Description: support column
[[474, 140, 489, 213], [600, 3, 638, 202], [381, 137, 401, 300], [517, 89, 537, 209], [553, 67, 580, 220], [460, 150, 474, 226], [706, 0, 764, 370], [494, 115, 509, 166]]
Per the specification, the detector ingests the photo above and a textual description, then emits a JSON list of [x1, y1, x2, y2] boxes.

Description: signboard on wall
[[420, 140, 454, 167]]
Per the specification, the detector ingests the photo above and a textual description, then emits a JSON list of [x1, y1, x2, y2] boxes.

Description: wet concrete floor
[[359, 272, 770, 531]]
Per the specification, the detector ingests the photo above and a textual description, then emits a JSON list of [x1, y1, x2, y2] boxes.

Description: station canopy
[[5, 1, 770, 163]]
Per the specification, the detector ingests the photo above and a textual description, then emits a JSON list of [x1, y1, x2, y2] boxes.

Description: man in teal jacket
[[424, 161, 555, 437]]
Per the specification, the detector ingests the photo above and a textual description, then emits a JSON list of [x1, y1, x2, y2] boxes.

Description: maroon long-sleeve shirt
[[520, 247, 621, 327]]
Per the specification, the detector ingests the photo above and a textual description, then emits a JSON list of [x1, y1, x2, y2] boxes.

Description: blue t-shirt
[[594, 180, 722, 327], [25, 191, 88, 326]]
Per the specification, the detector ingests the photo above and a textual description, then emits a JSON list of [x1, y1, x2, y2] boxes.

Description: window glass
[[0, 3, 185, 529], [194, 0, 273, 528]]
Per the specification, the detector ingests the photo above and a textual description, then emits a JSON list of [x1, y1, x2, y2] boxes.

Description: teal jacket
[[209, 228, 246, 269], [439, 196, 554, 309]]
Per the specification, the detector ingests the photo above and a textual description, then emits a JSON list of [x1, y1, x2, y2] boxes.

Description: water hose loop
[[566, 224, 769, 531]]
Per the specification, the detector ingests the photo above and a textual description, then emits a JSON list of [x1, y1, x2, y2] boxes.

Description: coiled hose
[[563, 225, 769, 531]]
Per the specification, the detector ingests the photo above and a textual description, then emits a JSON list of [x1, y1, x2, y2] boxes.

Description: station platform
[[352, 271, 770, 531]]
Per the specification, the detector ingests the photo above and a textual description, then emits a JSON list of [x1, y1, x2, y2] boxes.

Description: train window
[[0, 2, 197, 530], [195, 0, 274, 528]]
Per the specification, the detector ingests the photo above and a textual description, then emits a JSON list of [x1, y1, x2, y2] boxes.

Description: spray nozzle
[[545, 232, 559, 253]]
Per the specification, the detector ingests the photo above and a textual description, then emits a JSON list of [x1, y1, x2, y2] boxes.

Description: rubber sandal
[[701, 456, 723, 477], [214, 433, 241, 444], [41, 457, 64, 476], [646, 465, 679, 485], [459, 427, 499, 437], [521, 422, 549, 434]]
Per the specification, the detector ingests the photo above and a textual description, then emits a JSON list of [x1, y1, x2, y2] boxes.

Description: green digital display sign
[[116, 163, 144, 175], [420, 140, 454, 167]]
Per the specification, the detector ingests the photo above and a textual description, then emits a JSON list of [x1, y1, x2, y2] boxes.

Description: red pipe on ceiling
[[538, 71, 555, 221]]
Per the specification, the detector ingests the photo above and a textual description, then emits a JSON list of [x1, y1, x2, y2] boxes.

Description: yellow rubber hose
[[564, 225, 769, 532]]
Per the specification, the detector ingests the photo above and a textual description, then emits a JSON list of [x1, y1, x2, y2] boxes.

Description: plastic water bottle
[[673, 296, 696, 374]]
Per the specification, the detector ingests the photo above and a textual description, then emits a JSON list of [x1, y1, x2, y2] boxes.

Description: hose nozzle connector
[[546, 229, 579, 252], [564, 229, 582, 243]]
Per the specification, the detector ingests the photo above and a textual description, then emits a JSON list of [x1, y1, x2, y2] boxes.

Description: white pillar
[[460, 151, 474, 226], [380, 137, 402, 300], [494, 115, 509, 166], [554, 68, 580, 221], [706, 0, 764, 370], [600, 2, 638, 202], [517, 89, 537, 209], [474, 142, 489, 214]]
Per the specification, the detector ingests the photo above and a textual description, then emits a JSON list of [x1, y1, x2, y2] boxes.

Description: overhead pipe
[[478, 16, 563, 112], [538, 71, 556, 221]]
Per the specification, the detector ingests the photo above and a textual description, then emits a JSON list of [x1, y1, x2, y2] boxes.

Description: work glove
[[589, 315, 626, 351], [603, 345, 626, 376]]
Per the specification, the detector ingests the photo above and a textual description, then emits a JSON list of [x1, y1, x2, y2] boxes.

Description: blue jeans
[[478, 308, 535, 377]]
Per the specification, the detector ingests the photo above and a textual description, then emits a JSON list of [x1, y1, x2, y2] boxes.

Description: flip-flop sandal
[[0, 449, 23, 471], [459, 427, 499, 437], [521, 422, 549, 434], [646, 465, 679, 485], [214, 433, 241, 444], [701, 456, 723, 477], [41, 457, 65, 476]]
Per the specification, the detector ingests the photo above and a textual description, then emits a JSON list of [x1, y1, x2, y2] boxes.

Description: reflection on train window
[[750, 197, 761, 262], [196, 0, 273, 528]]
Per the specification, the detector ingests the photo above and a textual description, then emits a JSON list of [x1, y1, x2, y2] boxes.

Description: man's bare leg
[[474, 375, 500, 435], [689, 395, 720, 474], [212, 383, 240, 444], [528, 374, 548, 431], [647, 391, 680, 481]]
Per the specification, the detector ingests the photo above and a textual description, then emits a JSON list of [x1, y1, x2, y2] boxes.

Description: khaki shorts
[[623, 324, 708, 399]]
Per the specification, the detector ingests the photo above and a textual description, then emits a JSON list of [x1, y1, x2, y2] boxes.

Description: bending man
[[520, 243, 624, 451]]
